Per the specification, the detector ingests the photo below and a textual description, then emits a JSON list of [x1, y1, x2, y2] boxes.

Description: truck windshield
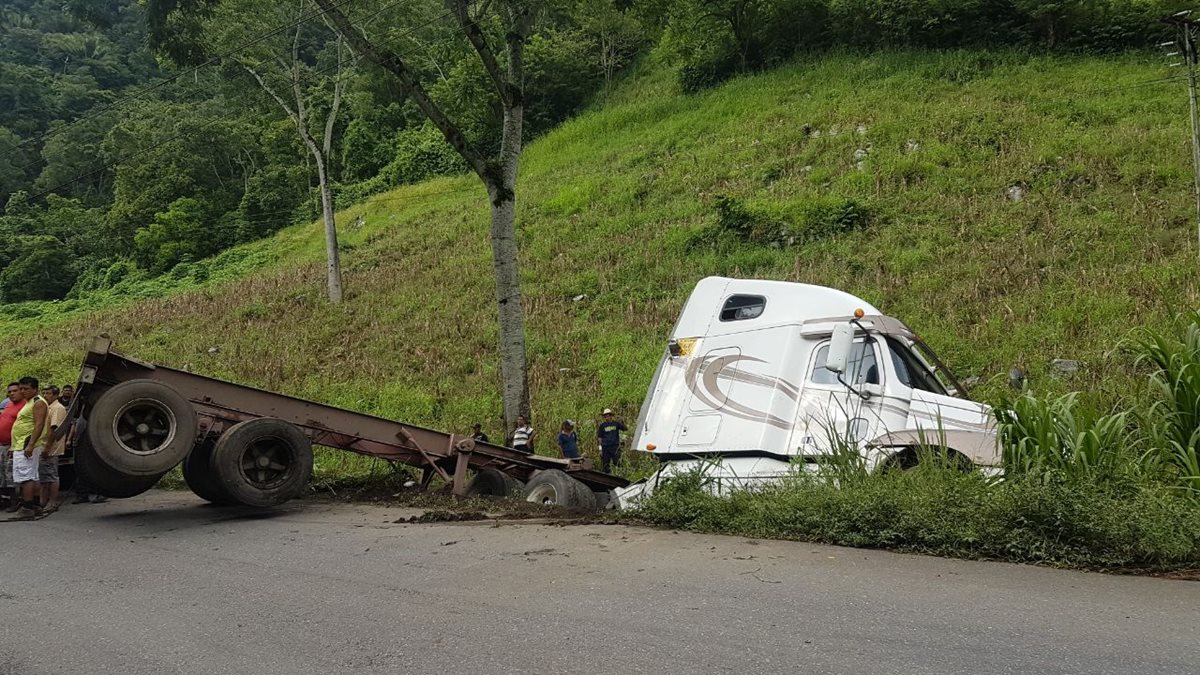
[[885, 337, 949, 396]]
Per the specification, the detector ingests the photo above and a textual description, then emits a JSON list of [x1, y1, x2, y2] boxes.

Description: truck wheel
[[524, 469, 597, 511], [882, 447, 974, 473], [212, 418, 312, 507], [182, 438, 237, 505], [87, 379, 196, 476], [466, 468, 525, 498], [75, 437, 164, 499]]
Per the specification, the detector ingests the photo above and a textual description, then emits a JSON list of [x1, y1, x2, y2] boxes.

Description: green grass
[[630, 464, 1200, 570], [2, 50, 1198, 474]]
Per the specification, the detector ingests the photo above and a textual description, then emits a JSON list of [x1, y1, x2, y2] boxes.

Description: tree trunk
[[312, 0, 529, 423], [488, 184, 528, 428], [316, 159, 343, 304], [243, 59, 345, 304], [491, 96, 529, 429]]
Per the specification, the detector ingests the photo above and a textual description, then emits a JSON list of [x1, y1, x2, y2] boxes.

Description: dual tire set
[[78, 379, 313, 507], [468, 467, 602, 511]]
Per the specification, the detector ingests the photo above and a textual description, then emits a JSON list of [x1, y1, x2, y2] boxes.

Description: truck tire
[[524, 469, 597, 512], [466, 468, 525, 498], [75, 437, 164, 499], [212, 418, 312, 507], [87, 379, 196, 477], [182, 438, 237, 505], [881, 446, 974, 473]]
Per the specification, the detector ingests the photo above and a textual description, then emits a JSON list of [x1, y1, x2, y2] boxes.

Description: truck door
[[884, 337, 990, 437], [795, 338, 886, 455]]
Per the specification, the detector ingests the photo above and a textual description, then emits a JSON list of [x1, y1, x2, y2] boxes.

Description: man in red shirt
[[0, 382, 25, 510]]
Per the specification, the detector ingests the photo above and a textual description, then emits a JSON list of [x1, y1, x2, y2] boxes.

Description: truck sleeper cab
[[615, 277, 998, 508]]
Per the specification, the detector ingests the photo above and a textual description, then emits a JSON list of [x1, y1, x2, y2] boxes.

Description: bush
[[634, 465, 1200, 569], [798, 197, 871, 241], [133, 197, 230, 273], [688, 195, 871, 249], [380, 124, 468, 187], [679, 50, 741, 93], [237, 165, 311, 242], [666, 0, 1188, 91], [0, 235, 77, 302]]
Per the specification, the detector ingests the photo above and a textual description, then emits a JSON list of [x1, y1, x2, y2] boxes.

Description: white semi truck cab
[[613, 277, 999, 508]]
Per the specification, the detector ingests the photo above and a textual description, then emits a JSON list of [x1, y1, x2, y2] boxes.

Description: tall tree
[[315, 0, 535, 428], [149, 0, 349, 303]]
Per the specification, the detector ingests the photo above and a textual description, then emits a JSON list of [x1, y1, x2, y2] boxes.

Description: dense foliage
[[654, 0, 1193, 91], [2, 0, 1193, 304], [0, 0, 644, 302]]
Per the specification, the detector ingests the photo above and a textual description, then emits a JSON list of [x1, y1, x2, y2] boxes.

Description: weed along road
[[0, 492, 1195, 675]]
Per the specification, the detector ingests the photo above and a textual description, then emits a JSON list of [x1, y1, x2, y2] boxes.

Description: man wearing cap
[[596, 408, 627, 473]]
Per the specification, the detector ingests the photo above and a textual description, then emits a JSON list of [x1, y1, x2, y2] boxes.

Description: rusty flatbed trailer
[[66, 337, 627, 509]]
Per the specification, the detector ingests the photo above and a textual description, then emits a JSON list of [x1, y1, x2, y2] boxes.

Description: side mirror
[[826, 322, 855, 375]]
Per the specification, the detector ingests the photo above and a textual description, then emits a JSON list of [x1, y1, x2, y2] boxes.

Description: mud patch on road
[[397, 510, 490, 524]]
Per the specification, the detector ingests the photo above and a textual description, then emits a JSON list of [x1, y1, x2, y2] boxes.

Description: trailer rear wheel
[[182, 438, 237, 505], [212, 418, 312, 507], [87, 379, 196, 476], [524, 469, 597, 511], [466, 468, 525, 498], [74, 437, 165, 499]]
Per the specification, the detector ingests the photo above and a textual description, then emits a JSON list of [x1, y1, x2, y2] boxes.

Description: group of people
[[0, 378, 100, 520], [471, 408, 629, 473]]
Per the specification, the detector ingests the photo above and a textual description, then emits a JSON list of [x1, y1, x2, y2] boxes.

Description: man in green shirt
[[10, 377, 48, 518]]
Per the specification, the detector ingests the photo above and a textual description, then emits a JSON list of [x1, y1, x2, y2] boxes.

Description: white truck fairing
[[615, 277, 998, 509]]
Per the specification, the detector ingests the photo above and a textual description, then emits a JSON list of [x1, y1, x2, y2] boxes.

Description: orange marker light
[[646, 444, 657, 451], [854, 308, 865, 319]]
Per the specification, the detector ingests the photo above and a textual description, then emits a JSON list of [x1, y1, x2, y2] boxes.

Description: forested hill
[[0, 0, 160, 299], [0, 0, 1189, 306], [1, 47, 1196, 433], [0, 0, 639, 302], [0, 1, 1197, 436]]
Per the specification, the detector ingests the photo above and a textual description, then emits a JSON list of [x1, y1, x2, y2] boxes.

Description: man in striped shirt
[[508, 415, 535, 453]]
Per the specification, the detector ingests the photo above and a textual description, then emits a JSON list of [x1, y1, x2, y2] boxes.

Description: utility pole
[[1164, 11, 1200, 253]]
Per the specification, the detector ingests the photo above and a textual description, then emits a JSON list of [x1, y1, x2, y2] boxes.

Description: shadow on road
[[89, 502, 299, 533]]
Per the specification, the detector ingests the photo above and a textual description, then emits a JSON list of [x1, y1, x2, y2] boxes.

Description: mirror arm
[[837, 373, 873, 401]]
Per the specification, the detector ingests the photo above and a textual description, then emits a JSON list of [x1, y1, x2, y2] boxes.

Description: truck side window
[[811, 342, 879, 386], [886, 337, 947, 396], [719, 295, 766, 322]]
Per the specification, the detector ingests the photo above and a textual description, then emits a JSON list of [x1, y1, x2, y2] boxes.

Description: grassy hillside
[[3, 50, 1196, 463]]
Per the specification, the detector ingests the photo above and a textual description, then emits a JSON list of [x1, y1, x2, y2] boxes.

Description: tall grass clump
[[996, 393, 1145, 485], [1137, 315, 1200, 495]]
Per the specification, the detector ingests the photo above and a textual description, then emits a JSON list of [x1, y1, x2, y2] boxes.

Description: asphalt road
[[0, 491, 1196, 675]]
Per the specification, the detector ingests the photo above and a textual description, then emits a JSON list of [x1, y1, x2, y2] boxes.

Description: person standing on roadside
[[470, 423, 489, 443], [10, 377, 48, 518], [39, 385, 66, 513], [508, 415, 535, 453], [597, 408, 627, 473], [557, 420, 580, 460], [59, 384, 74, 408], [0, 383, 24, 510]]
